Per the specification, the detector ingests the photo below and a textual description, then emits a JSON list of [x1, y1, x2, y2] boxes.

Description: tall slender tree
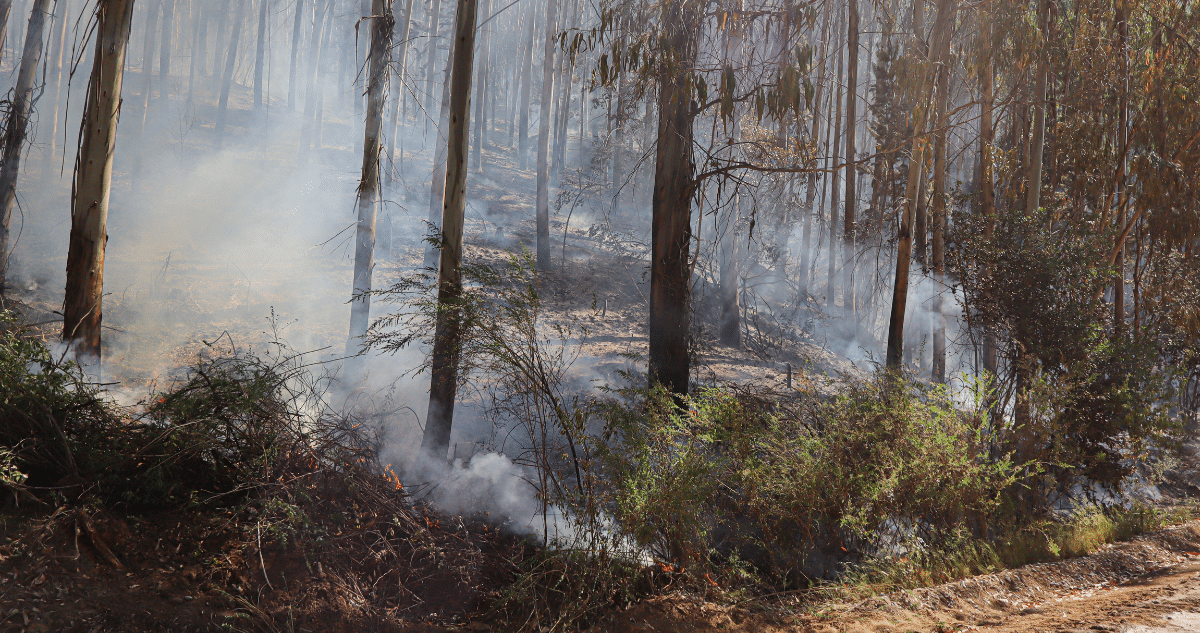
[[0, 0, 51, 294], [63, 0, 137, 365], [534, 0, 558, 269], [421, 0, 479, 460], [215, 0, 247, 144], [288, 0, 305, 108], [347, 0, 394, 357], [885, 0, 956, 370]]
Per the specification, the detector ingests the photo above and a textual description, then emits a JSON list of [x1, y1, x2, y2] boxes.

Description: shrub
[[597, 374, 1024, 586]]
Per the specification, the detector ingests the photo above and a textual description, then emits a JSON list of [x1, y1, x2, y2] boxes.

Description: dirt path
[[591, 520, 1200, 633]]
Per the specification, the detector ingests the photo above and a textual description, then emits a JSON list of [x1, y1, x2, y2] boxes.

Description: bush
[[597, 374, 1023, 586], [0, 310, 371, 509]]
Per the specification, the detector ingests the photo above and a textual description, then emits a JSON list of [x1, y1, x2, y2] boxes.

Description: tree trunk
[[842, 0, 859, 319], [978, 8, 997, 377], [384, 0, 415, 184], [648, 0, 700, 397], [718, 205, 741, 347], [215, 0, 246, 145], [1025, 0, 1051, 215], [423, 0, 442, 123], [158, 0, 173, 98], [195, 4, 207, 77], [187, 2, 199, 101], [0, 0, 50, 294], [287, 0, 304, 109], [0, 0, 13, 66], [515, 2, 533, 168], [138, 0, 157, 131], [534, 0, 557, 270], [212, 0, 228, 82], [421, 0, 478, 461], [470, 0, 489, 169], [885, 0, 955, 370], [253, 0, 267, 110], [346, 0, 393, 357], [422, 37, 453, 266], [826, 25, 843, 310], [63, 0, 136, 365], [38, 0, 68, 178], [1114, 2, 1127, 335], [799, 3, 832, 302], [930, 31, 950, 384], [301, 0, 328, 149]]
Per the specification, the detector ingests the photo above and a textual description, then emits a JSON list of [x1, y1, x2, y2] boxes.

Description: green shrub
[[0, 310, 348, 509], [597, 374, 1024, 585]]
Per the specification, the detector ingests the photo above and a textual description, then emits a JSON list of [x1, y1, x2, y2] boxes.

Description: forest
[[0, 0, 1199, 627]]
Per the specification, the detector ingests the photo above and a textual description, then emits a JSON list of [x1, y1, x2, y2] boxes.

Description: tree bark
[[384, 0, 415, 184], [930, 29, 950, 384], [253, 0, 267, 110], [0, 0, 13, 66], [423, 0, 442, 122], [421, 0, 478, 461], [534, 0, 557, 270], [470, 0, 489, 169], [718, 204, 741, 347], [158, 0, 173, 98], [0, 0, 50, 293], [215, 0, 247, 145], [647, 0, 700, 397], [287, 0, 304, 109], [347, 0, 393, 357], [1025, 0, 1051, 215], [826, 25, 843, 310], [978, 6, 997, 377], [885, 0, 955, 370], [63, 0, 136, 365], [799, 3, 832, 302], [515, 2, 533, 168], [422, 36, 453, 267], [138, 0, 158, 131], [1114, 1, 1128, 334], [842, 0, 859, 319], [38, 0, 68, 178], [212, 0, 229, 83], [301, 0, 329, 150]]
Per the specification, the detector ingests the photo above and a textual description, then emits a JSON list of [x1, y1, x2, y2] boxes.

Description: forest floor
[[5, 96, 1194, 632], [6, 503, 1200, 632]]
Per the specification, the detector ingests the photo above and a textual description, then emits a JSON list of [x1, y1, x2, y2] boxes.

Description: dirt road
[[593, 520, 1200, 633]]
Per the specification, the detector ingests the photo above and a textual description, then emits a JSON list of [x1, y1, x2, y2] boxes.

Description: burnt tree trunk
[[885, 0, 955, 370], [842, 0, 858, 319], [63, 0, 136, 365], [215, 0, 247, 144], [421, 0, 478, 460], [534, 0, 557, 269], [647, 0, 700, 397]]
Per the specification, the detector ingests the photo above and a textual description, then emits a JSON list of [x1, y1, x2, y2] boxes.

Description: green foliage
[[0, 310, 367, 509], [596, 375, 1023, 585], [954, 210, 1180, 495]]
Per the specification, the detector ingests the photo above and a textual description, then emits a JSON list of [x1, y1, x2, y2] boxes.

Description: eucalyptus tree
[[63, 0, 137, 365], [347, 0, 395, 358], [587, 0, 818, 395], [0, 0, 51, 295]]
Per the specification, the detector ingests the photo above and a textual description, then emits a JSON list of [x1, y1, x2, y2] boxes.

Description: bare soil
[[589, 519, 1200, 633]]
